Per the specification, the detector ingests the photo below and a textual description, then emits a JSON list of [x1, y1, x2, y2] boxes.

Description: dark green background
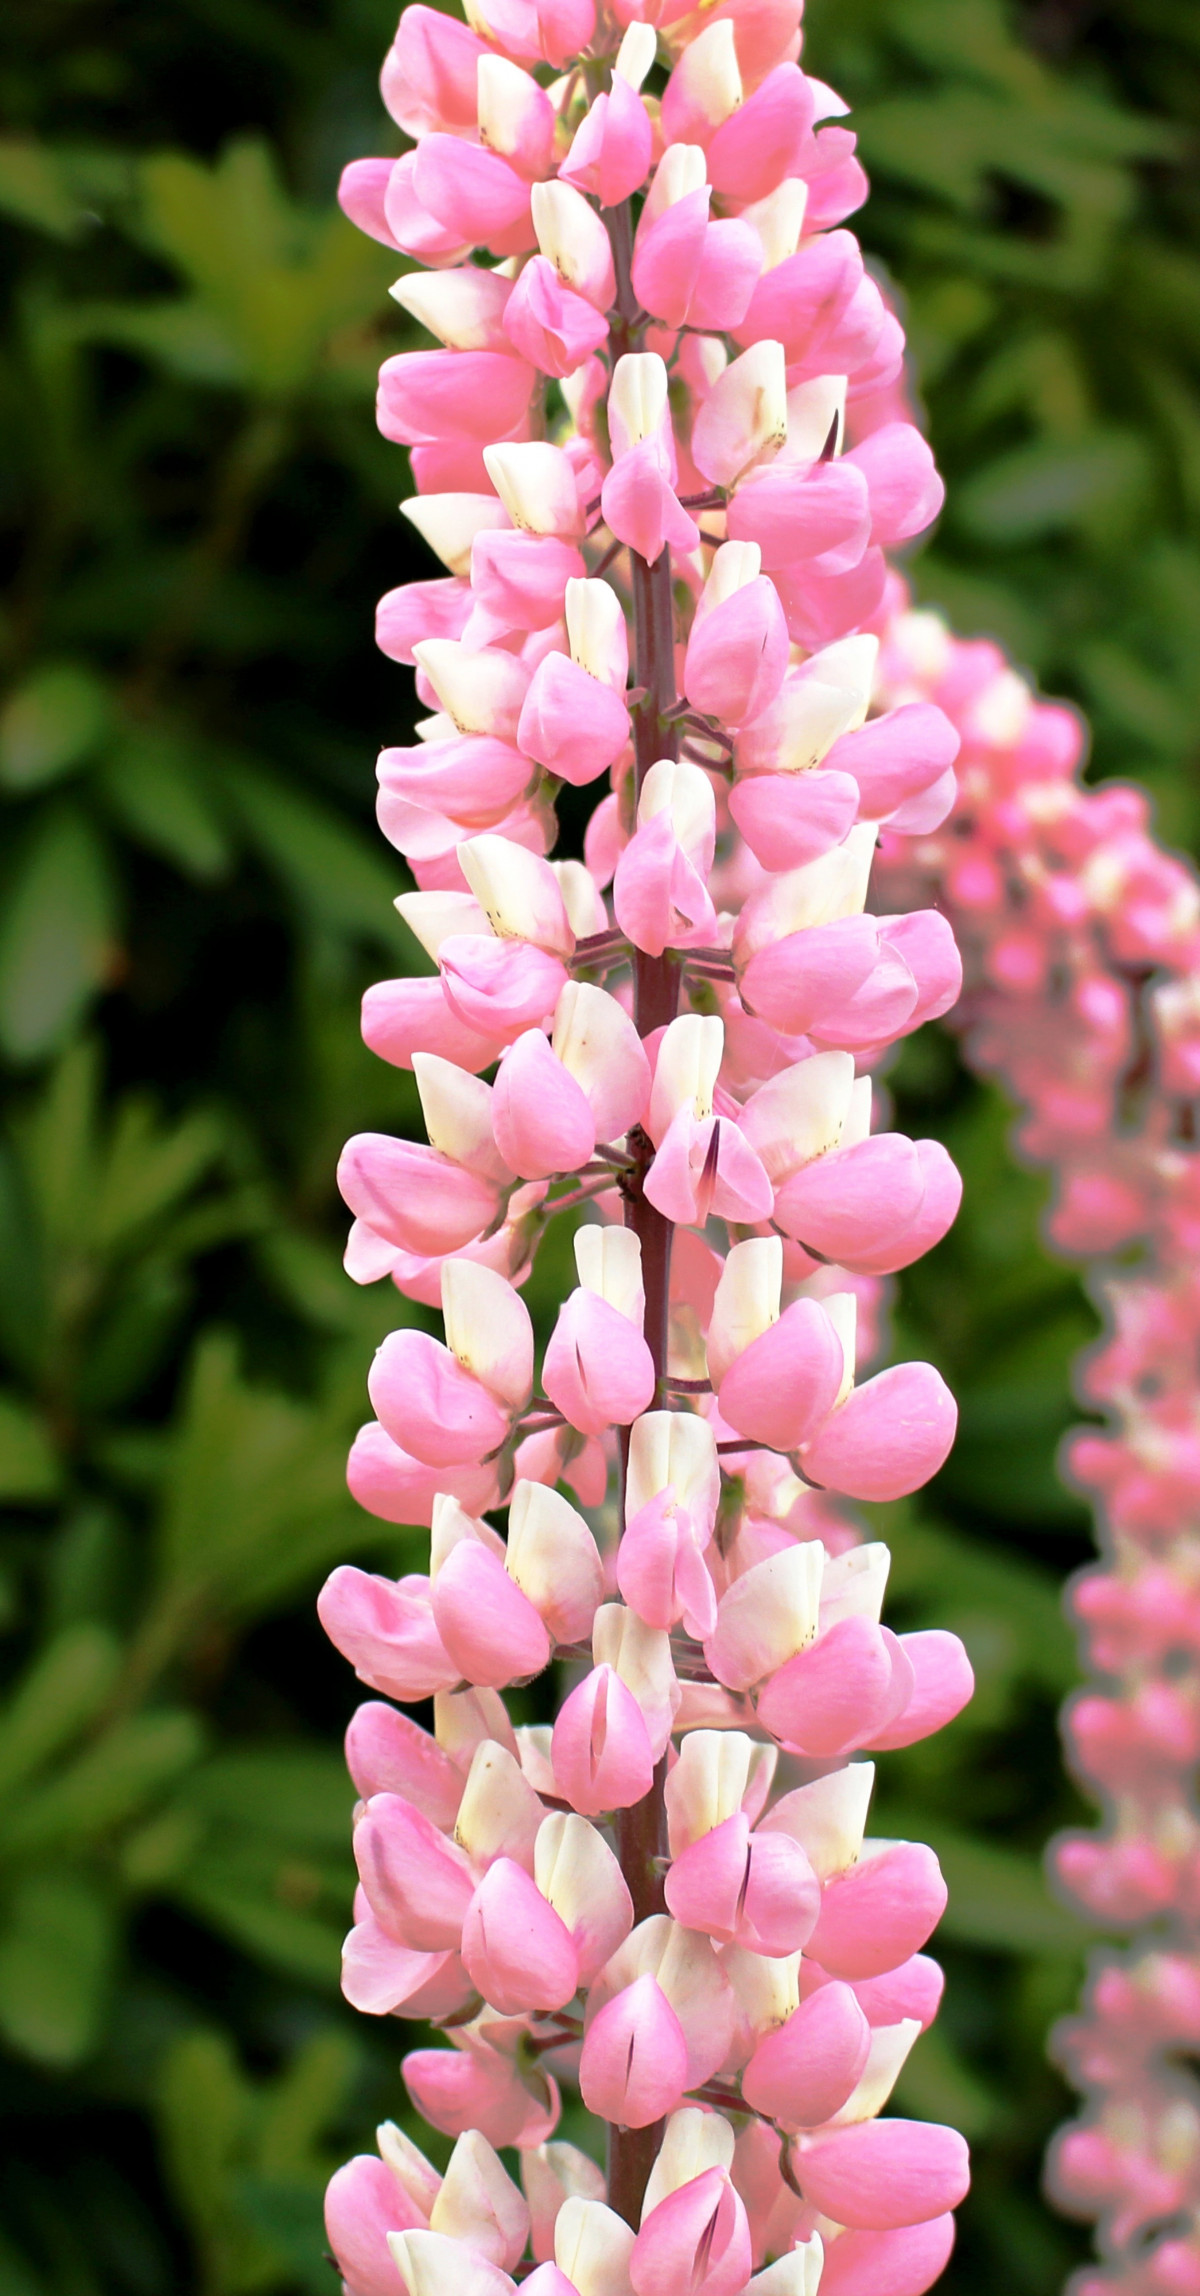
[[0, 2, 1196, 2290]]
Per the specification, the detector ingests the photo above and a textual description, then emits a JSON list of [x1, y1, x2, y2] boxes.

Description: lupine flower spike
[[322, 9, 975, 2295]]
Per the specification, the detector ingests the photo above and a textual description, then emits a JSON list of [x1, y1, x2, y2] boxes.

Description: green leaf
[[0, 1392, 60, 1502], [232, 2180, 332, 2296], [156, 2031, 277, 2295], [255, 2029, 355, 2173], [93, 140, 396, 398], [0, 1711, 204, 1856], [152, 1334, 358, 1627], [0, 807, 119, 1062], [0, 140, 90, 241], [0, 665, 111, 792], [179, 1749, 354, 1850], [167, 1752, 353, 1986], [170, 1871, 343, 1989], [98, 726, 233, 882], [954, 429, 1153, 545], [223, 764, 407, 946], [0, 1624, 121, 1802], [91, 1093, 229, 1256], [0, 1873, 118, 2066]]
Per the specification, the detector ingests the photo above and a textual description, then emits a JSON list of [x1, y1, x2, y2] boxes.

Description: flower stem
[[607, 477, 684, 2242]]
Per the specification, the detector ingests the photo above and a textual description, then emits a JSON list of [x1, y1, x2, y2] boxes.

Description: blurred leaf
[[0, 1711, 203, 1856], [98, 726, 233, 882], [91, 1094, 228, 1257], [0, 1873, 118, 2066], [151, 1334, 357, 1630], [0, 808, 118, 1063], [157, 2031, 276, 2296], [179, 1749, 354, 1849], [955, 430, 1154, 544], [0, 666, 111, 793], [224, 764, 406, 947], [79, 141, 396, 398], [0, 140, 89, 241], [0, 1625, 121, 1801], [157, 2027, 353, 2296], [170, 1870, 343, 1988], [167, 1750, 352, 1986], [0, 1393, 59, 1501]]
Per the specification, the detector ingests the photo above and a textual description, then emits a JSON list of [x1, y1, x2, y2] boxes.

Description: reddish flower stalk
[[319, 9, 976, 2296]]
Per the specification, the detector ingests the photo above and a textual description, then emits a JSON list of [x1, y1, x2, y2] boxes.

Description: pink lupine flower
[[741, 1979, 872, 2128], [817, 2217, 957, 2296], [543, 1230, 656, 1435], [432, 1539, 552, 1687], [552, 1660, 656, 1815], [793, 2119, 970, 2230], [461, 1858, 579, 2013], [631, 153, 762, 334], [324, 17, 981, 2284], [560, 50, 653, 207], [325, 2151, 425, 2296], [404, 2028, 561, 2150], [684, 544, 790, 728], [614, 760, 719, 955], [378, 350, 536, 445], [503, 259, 613, 377], [664, 1809, 820, 1955], [579, 1974, 690, 2128], [630, 2167, 752, 2296]]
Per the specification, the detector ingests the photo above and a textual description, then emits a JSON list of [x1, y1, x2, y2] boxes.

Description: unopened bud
[[459, 832, 575, 954], [401, 492, 509, 576], [706, 1237, 782, 1388], [441, 1259, 534, 1409], [484, 441, 584, 537], [608, 352, 669, 454], [648, 1012, 725, 1134]]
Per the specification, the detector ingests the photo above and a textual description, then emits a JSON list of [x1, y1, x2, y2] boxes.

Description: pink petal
[[432, 1540, 552, 1686]]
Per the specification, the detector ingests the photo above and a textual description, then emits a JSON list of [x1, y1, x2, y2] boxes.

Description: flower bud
[[742, 1981, 872, 2130], [552, 1663, 656, 1814], [554, 2199, 637, 2296], [453, 1736, 544, 1870], [461, 1856, 580, 2012], [521, 2146, 607, 2266], [643, 2110, 735, 2219], [631, 2168, 752, 2296], [429, 2129, 529, 2268], [531, 178, 616, 308], [388, 2229, 515, 2296], [706, 1543, 826, 1692], [391, 266, 514, 350], [692, 340, 788, 490], [580, 1974, 690, 2128], [459, 833, 575, 955], [664, 1729, 777, 1854], [413, 640, 532, 740], [791, 2121, 970, 2232], [535, 1810, 634, 1983]]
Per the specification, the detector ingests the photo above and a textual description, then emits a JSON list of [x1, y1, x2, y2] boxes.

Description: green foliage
[[0, 0, 1195, 2291]]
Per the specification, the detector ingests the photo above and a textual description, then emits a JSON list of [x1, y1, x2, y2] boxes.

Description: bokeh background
[[0, 2, 1197, 2291]]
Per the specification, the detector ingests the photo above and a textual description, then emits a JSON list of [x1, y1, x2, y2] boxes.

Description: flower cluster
[[868, 599, 1200, 2296], [319, 6, 977, 2295]]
